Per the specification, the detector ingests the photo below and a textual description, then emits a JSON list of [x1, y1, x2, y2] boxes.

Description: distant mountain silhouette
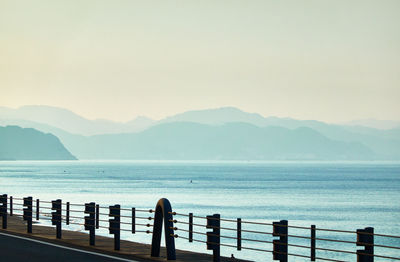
[[0, 105, 155, 135], [56, 122, 375, 160], [1, 106, 399, 160], [160, 107, 268, 126], [2, 105, 399, 136], [159, 107, 400, 159], [343, 119, 400, 130], [0, 126, 76, 160]]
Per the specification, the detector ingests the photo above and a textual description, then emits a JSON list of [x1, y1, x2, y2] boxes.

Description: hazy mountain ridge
[[1, 105, 399, 160], [0, 125, 76, 160], [160, 107, 268, 126], [343, 119, 400, 130], [0, 105, 155, 136], [2, 105, 399, 135], [64, 122, 375, 160]]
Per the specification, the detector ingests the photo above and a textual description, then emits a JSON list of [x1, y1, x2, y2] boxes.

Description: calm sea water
[[0, 161, 399, 261]]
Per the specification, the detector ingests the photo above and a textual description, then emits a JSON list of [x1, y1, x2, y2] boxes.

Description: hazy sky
[[1, 0, 399, 122]]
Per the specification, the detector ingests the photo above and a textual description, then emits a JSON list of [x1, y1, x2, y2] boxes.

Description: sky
[[0, 0, 399, 122]]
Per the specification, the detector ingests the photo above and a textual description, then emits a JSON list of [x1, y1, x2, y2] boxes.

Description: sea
[[0, 160, 399, 261]]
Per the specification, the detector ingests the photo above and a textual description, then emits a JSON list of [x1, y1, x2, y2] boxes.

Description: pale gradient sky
[[0, 0, 399, 122]]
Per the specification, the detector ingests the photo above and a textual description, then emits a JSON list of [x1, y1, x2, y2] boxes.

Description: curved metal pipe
[[151, 198, 176, 260]]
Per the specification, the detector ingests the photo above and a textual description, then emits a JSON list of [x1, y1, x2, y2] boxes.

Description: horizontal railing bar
[[172, 220, 238, 231], [10, 203, 24, 206], [241, 220, 273, 226], [98, 206, 152, 213], [68, 203, 86, 207], [97, 212, 152, 220], [170, 212, 238, 223], [172, 234, 348, 262], [9, 197, 24, 200]]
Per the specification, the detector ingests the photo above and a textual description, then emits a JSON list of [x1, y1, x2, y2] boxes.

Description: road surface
[[0, 232, 137, 262]]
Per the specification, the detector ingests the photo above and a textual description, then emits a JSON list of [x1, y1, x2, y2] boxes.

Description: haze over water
[[1, 2, 400, 260], [1, 160, 399, 261]]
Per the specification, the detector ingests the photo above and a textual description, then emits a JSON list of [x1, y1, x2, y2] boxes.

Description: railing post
[[9, 196, 13, 216], [23, 196, 33, 233], [151, 198, 176, 260], [66, 202, 70, 225], [51, 199, 62, 239], [84, 202, 96, 245], [109, 205, 121, 251], [357, 227, 374, 262], [206, 214, 220, 262], [0, 194, 7, 229], [96, 204, 100, 229], [237, 218, 241, 251], [273, 220, 288, 262], [311, 225, 316, 261], [132, 207, 135, 234], [189, 213, 193, 242], [36, 199, 39, 220]]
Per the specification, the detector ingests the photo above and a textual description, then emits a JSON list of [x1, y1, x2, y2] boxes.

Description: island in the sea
[[0, 125, 76, 160]]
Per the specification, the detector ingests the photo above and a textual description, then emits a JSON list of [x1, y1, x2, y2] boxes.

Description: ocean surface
[[0, 160, 399, 261]]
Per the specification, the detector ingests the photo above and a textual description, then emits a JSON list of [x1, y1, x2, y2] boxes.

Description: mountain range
[[0, 105, 399, 160], [0, 105, 154, 135]]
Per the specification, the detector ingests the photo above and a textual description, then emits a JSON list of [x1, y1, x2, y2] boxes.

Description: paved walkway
[[0, 232, 137, 262]]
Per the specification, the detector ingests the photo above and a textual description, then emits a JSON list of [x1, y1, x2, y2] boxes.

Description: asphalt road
[[0, 232, 137, 262]]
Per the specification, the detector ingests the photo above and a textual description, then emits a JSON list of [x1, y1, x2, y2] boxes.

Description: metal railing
[[169, 212, 400, 262], [1, 194, 400, 261], [0, 194, 162, 254]]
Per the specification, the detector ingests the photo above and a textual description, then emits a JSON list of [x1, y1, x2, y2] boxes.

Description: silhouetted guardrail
[[1, 194, 400, 261]]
